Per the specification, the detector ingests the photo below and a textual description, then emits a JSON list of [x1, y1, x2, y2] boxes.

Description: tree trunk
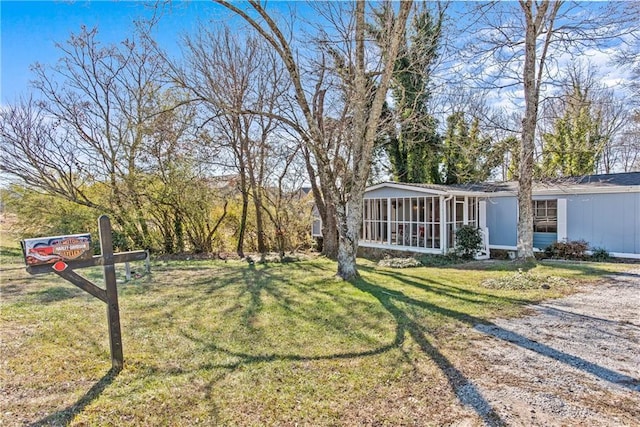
[[245, 131, 268, 255], [334, 0, 368, 280], [253, 194, 267, 254], [336, 200, 361, 280], [517, 0, 541, 261], [301, 145, 338, 259], [321, 202, 339, 259], [161, 212, 174, 253], [133, 199, 152, 250], [237, 182, 249, 258], [518, 57, 536, 260], [277, 225, 285, 258], [174, 212, 185, 253], [517, 171, 535, 260], [332, 0, 411, 279]]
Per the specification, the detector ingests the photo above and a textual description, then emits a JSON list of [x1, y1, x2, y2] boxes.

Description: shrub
[[454, 225, 483, 260], [417, 253, 462, 267], [544, 239, 589, 260], [590, 247, 611, 262]]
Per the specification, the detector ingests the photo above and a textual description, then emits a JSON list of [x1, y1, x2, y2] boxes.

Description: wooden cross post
[[100, 215, 124, 370], [25, 215, 148, 372]]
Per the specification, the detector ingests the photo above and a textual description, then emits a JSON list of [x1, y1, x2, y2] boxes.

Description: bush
[[454, 225, 483, 260], [590, 247, 611, 262], [544, 239, 589, 260], [417, 253, 462, 267]]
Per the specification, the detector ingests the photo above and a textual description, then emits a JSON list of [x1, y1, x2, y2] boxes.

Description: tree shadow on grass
[[143, 260, 638, 423], [179, 262, 378, 346], [29, 368, 119, 427], [178, 263, 508, 425], [182, 329, 403, 369], [361, 265, 534, 307], [351, 277, 507, 427], [448, 258, 637, 279], [29, 286, 84, 303]]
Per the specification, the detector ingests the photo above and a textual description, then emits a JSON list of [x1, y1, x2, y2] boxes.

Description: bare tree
[[1, 97, 82, 202], [616, 112, 640, 172], [538, 62, 629, 177], [172, 27, 289, 257], [535, 61, 630, 175], [1, 26, 177, 249], [213, 0, 412, 279], [0, 24, 235, 253], [612, 6, 640, 172], [139, 98, 231, 254], [597, 90, 629, 174], [260, 139, 304, 258], [459, 1, 638, 260]]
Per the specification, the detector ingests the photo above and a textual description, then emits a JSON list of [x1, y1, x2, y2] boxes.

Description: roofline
[[365, 182, 487, 196], [366, 181, 640, 198], [365, 182, 448, 195], [486, 185, 640, 197]]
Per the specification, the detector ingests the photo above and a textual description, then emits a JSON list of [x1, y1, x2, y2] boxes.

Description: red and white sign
[[22, 234, 92, 266]]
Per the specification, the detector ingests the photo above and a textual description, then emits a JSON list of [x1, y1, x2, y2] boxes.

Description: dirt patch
[[462, 268, 640, 426]]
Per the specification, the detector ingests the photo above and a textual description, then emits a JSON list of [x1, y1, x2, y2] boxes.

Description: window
[[362, 199, 388, 243], [362, 196, 441, 249], [533, 200, 557, 233]]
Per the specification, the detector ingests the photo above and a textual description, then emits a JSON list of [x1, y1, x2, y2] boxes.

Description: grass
[[0, 244, 633, 425]]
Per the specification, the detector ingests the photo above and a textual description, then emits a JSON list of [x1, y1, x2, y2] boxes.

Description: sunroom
[[360, 182, 489, 257]]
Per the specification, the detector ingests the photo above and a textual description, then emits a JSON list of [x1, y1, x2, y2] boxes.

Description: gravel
[[461, 268, 640, 426]]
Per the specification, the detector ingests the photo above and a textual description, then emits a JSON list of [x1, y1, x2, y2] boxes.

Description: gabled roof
[[366, 172, 640, 196]]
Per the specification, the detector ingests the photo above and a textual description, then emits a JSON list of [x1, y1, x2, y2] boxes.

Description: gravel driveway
[[462, 268, 640, 426]]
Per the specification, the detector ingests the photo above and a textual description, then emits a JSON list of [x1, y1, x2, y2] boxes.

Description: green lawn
[[0, 248, 631, 425]]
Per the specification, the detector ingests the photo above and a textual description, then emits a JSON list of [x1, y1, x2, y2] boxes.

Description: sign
[[24, 217, 148, 372], [22, 234, 92, 266]]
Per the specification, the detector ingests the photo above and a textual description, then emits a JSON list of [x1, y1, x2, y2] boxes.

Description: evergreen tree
[[502, 136, 521, 181], [541, 82, 605, 177], [374, 4, 444, 183], [442, 112, 500, 184]]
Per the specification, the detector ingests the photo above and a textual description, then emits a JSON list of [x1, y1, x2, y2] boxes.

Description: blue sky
[[1, 1, 322, 104], [1, 1, 226, 104], [1, 1, 634, 108]]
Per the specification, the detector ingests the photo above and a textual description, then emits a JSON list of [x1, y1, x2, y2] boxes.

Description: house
[[312, 172, 640, 259]]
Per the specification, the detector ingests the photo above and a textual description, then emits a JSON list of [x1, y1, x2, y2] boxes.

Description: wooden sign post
[[24, 215, 148, 372]]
